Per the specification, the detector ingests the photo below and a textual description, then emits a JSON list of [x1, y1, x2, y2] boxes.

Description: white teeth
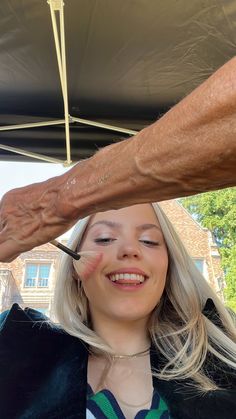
[[108, 273, 146, 283]]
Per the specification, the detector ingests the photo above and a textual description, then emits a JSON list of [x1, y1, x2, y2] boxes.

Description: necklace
[[115, 392, 153, 408], [111, 347, 150, 359], [89, 346, 150, 360], [88, 348, 153, 409]]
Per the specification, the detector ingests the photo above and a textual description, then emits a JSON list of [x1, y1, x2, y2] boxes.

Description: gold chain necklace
[[114, 392, 153, 408], [88, 346, 152, 404], [111, 347, 150, 359], [89, 346, 150, 360]]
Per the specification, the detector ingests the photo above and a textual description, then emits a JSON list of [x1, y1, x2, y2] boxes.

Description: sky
[[0, 162, 70, 198], [0, 161, 72, 238]]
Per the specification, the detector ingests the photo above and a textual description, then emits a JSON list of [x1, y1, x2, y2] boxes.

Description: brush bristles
[[73, 252, 102, 280], [50, 240, 102, 276]]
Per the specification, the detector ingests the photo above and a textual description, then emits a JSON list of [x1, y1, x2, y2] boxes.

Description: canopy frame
[[0, 0, 137, 166]]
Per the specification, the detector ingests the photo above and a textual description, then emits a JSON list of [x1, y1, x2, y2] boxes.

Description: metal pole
[[71, 116, 138, 135], [0, 119, 65, 131], [47, 0, 72, 165], [0, 144, 64, 164]]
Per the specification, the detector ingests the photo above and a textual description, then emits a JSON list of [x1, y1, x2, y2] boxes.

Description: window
[[35, 308, 48, 315], [24, 263, 51, 288], [194, 259, 204, 274]]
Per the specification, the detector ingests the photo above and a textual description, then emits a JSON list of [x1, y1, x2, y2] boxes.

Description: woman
[[53, 203, 236, 418], [0, 203, 236, 419]]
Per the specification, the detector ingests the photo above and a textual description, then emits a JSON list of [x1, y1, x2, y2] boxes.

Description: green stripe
[[158, 397, 168, 411], [90, 392, 119, 419], [145, 408, 166, 419], [145, 396, 169, 419], [145, 411, 162, 419]]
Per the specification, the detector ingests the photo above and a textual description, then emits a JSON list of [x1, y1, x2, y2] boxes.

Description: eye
[[94, 238, 116, 245], [140, 240, 159, 247]]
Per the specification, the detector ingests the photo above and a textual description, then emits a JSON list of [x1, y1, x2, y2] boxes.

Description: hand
[[0, 176, 76, 262]]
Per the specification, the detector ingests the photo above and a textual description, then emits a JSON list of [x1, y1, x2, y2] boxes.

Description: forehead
[[89, 204, 160, 227]]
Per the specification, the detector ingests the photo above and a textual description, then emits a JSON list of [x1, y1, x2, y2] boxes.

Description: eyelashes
[[141, 240, 160, 247], [94, 238, 115, 244], [93, 238, 160, 247]]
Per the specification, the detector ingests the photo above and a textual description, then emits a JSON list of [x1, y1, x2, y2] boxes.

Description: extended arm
[[0, 57, 236, 261]]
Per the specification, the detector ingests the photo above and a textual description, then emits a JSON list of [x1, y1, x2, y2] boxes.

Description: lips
[[106, 268, 148, 285], [107, 268, 148, 276]]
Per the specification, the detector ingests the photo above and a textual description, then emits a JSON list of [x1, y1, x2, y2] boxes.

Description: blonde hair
[[53, 203, 236, 391]]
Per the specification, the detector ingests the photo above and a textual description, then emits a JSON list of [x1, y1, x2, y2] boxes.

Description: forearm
[[58, 57, 236, 218], [1, 58, 235, 262]]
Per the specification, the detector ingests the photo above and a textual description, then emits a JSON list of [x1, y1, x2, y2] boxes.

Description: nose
[[117, 240, 142, 260]]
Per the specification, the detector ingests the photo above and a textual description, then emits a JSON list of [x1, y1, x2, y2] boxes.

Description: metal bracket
[[47, 0, 64, 11]]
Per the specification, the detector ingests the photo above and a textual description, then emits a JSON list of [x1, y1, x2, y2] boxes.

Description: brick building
[[0, 243, 60, 315], [159, 201, 224, 294], [0, 200, 225, 316]]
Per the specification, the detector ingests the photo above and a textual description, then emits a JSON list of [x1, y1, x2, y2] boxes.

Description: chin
[[108, 308, 152, 323]]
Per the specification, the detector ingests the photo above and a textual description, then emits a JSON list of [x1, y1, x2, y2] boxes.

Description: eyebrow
[[88, 220, 161, 232]]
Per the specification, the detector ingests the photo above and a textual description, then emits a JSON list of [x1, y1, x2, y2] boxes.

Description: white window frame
[[23, 262, 52, 288]]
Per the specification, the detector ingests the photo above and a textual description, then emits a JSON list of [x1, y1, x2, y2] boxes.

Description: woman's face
[[77, 204, 168, 324]]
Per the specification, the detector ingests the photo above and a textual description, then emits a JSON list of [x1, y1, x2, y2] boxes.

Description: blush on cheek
[[73, 252, 103, 281]]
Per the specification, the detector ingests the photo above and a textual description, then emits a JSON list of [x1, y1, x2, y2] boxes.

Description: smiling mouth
[[107, 273, 148, 285]]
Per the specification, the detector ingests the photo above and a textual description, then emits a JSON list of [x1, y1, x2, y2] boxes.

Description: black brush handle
[[51, 240, 81, 260]]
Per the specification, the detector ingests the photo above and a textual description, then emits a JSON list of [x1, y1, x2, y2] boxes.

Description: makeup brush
[[50, 239, 102, 279]]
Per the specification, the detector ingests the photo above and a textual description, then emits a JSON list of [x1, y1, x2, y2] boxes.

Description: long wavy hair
[[53, 203, 236, 391]]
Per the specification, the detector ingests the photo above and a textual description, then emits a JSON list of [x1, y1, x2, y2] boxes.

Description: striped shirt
[[86, 384, 171, 418]]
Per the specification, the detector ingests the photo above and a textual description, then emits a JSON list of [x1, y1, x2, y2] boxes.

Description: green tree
[[180, 188, 236, 311]]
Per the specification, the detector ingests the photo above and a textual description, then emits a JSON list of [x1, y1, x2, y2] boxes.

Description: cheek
[[81, 269, 108, 307], [150, 250, 169, 277], [79, 250, 109, 287], [162, 255, 169, 277], [81, 271, 100, 302]]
